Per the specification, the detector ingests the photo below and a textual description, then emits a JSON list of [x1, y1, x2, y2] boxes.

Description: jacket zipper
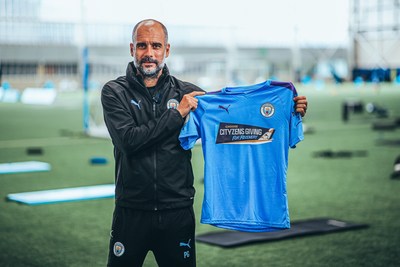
[[152, 100, 158, 211]]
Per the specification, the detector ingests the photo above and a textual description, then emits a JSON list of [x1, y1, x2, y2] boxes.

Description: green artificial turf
[[0, 83, 399, 266]]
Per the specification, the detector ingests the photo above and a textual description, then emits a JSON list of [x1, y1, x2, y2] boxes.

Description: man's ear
[[130, 43, 134, 57], [165, 43, 170, 58]]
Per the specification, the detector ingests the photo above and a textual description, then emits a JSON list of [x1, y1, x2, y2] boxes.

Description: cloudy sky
[[40, 0, 350, 46]]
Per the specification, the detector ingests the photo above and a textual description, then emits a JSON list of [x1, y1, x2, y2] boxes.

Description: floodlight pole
[[82, 47, 90, 133], [79, 0, 89, 134]]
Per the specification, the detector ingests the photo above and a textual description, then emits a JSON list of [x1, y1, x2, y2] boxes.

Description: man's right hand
[[177, 91, 205, 117]]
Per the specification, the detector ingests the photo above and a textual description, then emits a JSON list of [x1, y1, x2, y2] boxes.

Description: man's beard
[[133, 56, 165, 79]]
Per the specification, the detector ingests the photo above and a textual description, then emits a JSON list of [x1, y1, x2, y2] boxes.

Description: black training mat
[[196, 218, 368, 248]]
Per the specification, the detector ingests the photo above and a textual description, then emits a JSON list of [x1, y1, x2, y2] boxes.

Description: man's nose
[[144, 45, 154, 57]]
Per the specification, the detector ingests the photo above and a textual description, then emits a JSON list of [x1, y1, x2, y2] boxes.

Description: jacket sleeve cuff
[[169, 108, 185, 128]]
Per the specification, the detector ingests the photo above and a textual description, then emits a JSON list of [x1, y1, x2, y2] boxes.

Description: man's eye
[[137, 44, 146, 49], [153, 44, 162, 49]]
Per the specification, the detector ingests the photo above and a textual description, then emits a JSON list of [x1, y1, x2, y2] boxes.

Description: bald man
[[102, 19, 204, 267]]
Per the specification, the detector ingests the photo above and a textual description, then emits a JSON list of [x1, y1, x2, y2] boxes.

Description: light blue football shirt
[[179, 80, 303, 232]]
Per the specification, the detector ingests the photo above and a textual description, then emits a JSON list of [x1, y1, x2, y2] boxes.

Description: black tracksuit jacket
[[101, 62, 203, 210]]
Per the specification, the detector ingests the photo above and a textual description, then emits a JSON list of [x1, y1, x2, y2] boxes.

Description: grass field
[[0, 82, 399, 267]]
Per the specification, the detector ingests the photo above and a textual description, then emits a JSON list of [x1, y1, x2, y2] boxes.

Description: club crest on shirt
[[167, 99, 179, 110], [260, 103, 275, 117]]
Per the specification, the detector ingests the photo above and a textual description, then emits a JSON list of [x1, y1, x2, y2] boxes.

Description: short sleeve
[[289, 100, 304, 148], [179, 111, 201, 150]]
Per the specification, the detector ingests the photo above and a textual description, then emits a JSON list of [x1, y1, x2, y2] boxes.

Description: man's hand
[[177, 91, 205, 117], [294, 96, 308, 117]]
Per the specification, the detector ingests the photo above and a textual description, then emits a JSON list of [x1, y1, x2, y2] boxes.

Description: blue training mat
[[0, 161, 51, 174], [7, 184, 115, 205]]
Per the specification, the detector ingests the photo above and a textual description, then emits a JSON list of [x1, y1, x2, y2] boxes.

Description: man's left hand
[[294, 96, 308, 117]]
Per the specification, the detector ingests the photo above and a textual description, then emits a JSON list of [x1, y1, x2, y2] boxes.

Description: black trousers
[[107, 206, 196, 267]]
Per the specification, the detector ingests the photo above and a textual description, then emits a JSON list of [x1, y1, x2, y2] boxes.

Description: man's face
[[130, 22, 170, 78]]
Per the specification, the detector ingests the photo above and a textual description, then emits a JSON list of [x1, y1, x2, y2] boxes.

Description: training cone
[[90, 157, 108, 165]]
